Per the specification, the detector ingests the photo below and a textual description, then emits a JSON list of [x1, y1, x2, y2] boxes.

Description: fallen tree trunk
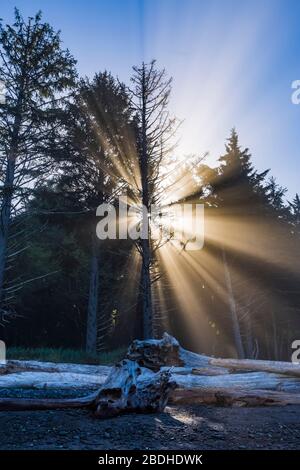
[[174, 371, 300, 393], [171, 388, 300, 406], [0, 393, 97, 411], [0, 360, 110, 376], [0, 371, 107, 389], [209, 357, 300, 379], [4, 352, 299, 381]]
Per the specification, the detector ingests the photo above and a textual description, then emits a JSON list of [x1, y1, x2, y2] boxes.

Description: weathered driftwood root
[[0, 359, 176, 416], [127, 332, 227, 372], [127, 334, 185, 371], [94, 360, 176, 418]]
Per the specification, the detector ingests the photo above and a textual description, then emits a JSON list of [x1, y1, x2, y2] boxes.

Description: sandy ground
[[0, 402, 299, 450]]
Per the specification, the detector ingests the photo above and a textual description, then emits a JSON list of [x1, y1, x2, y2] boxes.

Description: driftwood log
[[0, 333, 300, 414]]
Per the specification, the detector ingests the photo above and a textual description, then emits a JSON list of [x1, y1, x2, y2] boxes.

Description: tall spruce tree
[[59, 72, 135, 352], [208, 130, 269, 358], [0, 10, 76, 315], [289, 193, 300, 227]]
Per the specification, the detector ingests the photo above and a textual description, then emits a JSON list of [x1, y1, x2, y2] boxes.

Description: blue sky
[[1, 0, 300, 197]]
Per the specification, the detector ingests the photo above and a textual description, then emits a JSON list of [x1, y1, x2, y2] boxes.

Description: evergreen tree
[[58, 72, 136, 352], [265, 176, 289, 221], [215, 128, 269, 213], [289, 193, 300, 227], [0, 9, 76, 316], [199, 130, 271, 358]]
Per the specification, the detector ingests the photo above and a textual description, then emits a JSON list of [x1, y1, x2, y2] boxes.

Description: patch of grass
[[6, 346, 126, 365]]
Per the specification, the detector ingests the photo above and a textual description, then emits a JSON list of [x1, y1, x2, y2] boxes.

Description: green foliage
[[6, 346, 126, 365]]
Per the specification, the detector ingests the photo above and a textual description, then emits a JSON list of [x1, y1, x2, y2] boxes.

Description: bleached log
[[162, 366, 228, 376], [171, 388, 300, 406], [3, 368, 298, 395], [0, 360, 110, 376], [0, 393, 97, 411], [0, 371, 108, 389], [173, 371, 300, 393], [209, 358, 300, 379]]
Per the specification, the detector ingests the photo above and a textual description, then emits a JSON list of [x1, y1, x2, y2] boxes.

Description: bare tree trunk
[[0, 112, 21, 305], [271, 310, 279, 360], [222, 246, 245, 358], [244, 315, 252, 358], [0, 93, 22, 306], [130, 62, 174, 339], [139, 64, 153, 339], [141, 239, 153, 339], [0, 160, 15, 303], [86, 237, 98, 353], [244, 308, 254, 358]]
